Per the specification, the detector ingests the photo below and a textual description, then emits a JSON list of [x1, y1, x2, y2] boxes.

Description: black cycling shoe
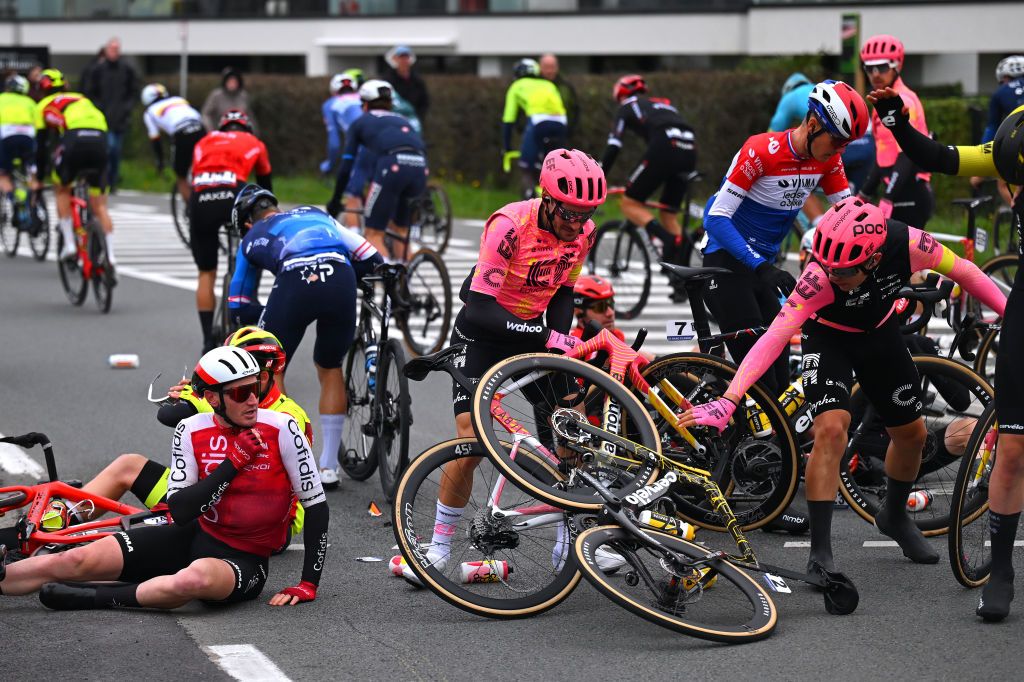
[[762, 512, 810, 535], [874, 507, 939, 564], [977, 575, 1015, 622], [38, 582, 104, 610]]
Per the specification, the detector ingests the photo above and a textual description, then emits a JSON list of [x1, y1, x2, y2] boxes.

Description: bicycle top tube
[[564, 327, 651, 392]]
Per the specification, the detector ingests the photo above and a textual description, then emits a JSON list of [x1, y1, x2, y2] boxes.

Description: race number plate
[[666, 320, 696, 342]]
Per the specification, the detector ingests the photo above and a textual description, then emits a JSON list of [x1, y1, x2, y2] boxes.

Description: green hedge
[[125, 71, 986, 220]]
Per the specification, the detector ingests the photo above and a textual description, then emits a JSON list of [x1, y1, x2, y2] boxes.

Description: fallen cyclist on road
[[0, 347, 328, 610]]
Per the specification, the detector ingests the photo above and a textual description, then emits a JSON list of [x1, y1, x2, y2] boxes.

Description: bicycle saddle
[[403, 344, 466, 381], [659, 262, 731, 282]]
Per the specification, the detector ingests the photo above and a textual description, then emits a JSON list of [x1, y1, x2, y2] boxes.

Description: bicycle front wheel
[[574, 524, 777, 643], [393, 438, 581, 618], [340, 338, 379, 481], [472, 353, 660, 512], [588, 221, 650, 320], [56, 232, 88, 306], [170, 183, 190, 248], [375, 339, 412, 501], [948, 403, 997, 587], [28, 192, 50, 261], [89, 227, 113, 314], [398, 248, 452, 357]]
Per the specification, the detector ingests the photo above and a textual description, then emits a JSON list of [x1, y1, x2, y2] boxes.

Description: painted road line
[[863, 540, 899, 548], [0, 431, 46, 479], [205, 645, 291, 682], [784, 541, 811, 548], [984, 540, 1024, 547]]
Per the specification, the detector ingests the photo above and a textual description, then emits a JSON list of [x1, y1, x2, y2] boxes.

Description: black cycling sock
[[989, 511, 1020, 581], [198, 310, 214, 345], [875, 477, 939, 564], [807, 500, 836, 572], [95, 583, 141, 609]]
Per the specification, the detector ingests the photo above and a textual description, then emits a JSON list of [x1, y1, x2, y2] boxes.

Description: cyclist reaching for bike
[[704, 80, 867, 397], [325, 80, 427, 262], [0, 75, 38, 218], [33, 69, 116, 271], [869, 90, 1024, 622], [599, 74, 697, 269], [570, 273, 654, 363], [502, 58, 569, 200], [680, 196, 1007, 584], [0, 347, 329, 610], [189, 109, 272, 353], [140, 83, 205, 205], [228, 185, 383, 489]]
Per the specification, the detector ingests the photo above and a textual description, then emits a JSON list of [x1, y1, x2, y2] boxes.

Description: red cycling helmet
[[573, 274, 614, 307], [807, 80, 869, 141], [860, 34, 905, 71], [540, 149, 607, 208], [612, 74, 646, 102], [812, 196, 887, 270], [219, 109, 253, 133]]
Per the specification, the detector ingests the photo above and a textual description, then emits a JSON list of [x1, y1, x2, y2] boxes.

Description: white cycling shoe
[[595, 546, 627, 573], [320, 468, 340, 490]]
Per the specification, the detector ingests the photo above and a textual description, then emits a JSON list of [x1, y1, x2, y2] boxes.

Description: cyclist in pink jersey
[[857, 34, 934, 227], [679, 197, 1006, 584]]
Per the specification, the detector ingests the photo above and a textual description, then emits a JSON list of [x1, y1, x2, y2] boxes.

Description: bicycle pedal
[[361, 423, 376, 436]]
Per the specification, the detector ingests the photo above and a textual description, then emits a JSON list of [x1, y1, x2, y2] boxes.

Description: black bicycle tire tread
[[376, 339, 412, 501], [947, 402, 997, 588]]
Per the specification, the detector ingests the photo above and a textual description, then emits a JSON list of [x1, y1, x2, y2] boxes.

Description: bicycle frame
[[70, 181, 100, 279]]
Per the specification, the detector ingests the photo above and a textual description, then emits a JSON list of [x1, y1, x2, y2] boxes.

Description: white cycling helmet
[[4, 74, 29, 95], [140, 83, 168, 107], [996, 56, 1024, 82], [359, 79, 393, 102], [329, 72, 358, 95], [191, 346, 260, 396]]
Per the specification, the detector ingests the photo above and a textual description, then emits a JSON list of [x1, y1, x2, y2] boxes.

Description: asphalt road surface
[[0, 192, 1019, 680]]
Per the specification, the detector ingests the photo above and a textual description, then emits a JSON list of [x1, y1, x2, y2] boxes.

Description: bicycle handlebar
[[0, 432, 58, 482]]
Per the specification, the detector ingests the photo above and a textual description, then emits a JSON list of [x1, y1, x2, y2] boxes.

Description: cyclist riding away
[[33, 68, 116, 270], [0, 347, 329, 610], [502, 58, 568, 200], [228, 185, 383, 489], [857, 34, 934, 228], [600, 74, 698, 271], [321, 70, 374, 229], [189, 108, 272, 353], [680, 196, 1006, 586], [0, 74, 37, 220], [326, 80, 427, 262], [140, 83, 205, 204], [869, 88, 1024, 622]]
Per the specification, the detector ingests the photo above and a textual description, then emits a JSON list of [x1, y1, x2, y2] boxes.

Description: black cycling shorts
[[889, 179, 934, 229], [624, 139, 696, 211], [129, 458, 170, 509], [189, 184, 239, 271], [54, 129, 108, 191], [996, 274, 1024, 434], [113, 522, 268, 605], [801, 318, 922, 428], [364, 152, 428, 231], [258, 258, 357, 370], [171, 124, 205, 179]]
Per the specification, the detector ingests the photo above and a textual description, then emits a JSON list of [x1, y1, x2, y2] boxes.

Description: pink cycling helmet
[[860, 34, 905, 71], [812, 196, 887, 269], [540, 149, 607, 208]]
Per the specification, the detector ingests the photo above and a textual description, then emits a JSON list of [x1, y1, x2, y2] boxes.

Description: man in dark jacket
[[382, 46, 429, 127], [540, 53, 580, 139], [82, 37, 138, 192]]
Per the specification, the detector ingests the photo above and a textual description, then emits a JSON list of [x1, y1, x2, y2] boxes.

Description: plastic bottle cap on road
[[109, 354, 140, 369]]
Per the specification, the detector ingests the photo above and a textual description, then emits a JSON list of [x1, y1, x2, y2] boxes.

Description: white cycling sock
[[104, 232, 117, 265], [318, 413, 346, 471], [58, 217, 75, 254], [552, 519, 569, 571], [430, 501, 464, 562]]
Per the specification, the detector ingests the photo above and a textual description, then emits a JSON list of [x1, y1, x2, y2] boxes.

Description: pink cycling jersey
[[470, 199, 595, 319], [169, 409, 326, 557], [873, 77, 931, 182]]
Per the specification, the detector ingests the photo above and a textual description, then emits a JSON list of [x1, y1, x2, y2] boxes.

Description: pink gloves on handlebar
[[685, 397, 738, 434], [545, 330, 580, 355]]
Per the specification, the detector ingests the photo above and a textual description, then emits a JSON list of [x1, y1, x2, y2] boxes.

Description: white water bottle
[[365, 343, 378, 391], [459, 560, 510, 583]]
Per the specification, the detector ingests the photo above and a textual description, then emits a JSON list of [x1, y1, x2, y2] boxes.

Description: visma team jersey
[[469, 198, 594, 320], [704, 130, 850, 269], [168, 409, 325, 557], [143, 96, 203, 139]]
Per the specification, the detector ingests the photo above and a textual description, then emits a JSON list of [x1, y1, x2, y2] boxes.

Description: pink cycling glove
[[879, 199, 894, 219], [685, 397, 737, 434], [545, 330, 579, 355]]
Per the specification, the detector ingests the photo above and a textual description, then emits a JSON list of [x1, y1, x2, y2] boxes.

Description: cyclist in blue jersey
[[769, 73, 814, 133], [228, 185, 383, 488], [320, 70, 375, 228], [325, 80, 428, 262]]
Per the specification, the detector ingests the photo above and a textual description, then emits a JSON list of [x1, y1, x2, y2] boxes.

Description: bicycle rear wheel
[[472, 353, 660, 512], [588, 221, 650, 320], [393, 438, 581, 618], [0, 196, 18, 257], [413, 184, 452, 254], [397, 248, 452, 357], [170, 183, 190, 248], [56, 232, 88, 306], [340, 338, 378, 481], [375, 339, 412, 501], [89, 227, 113, 314], [948, 403, 997, 588], [574, 524, 777, 643], [28, 191, 50, 261]]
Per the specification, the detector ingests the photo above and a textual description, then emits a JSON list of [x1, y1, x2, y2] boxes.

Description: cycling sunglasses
[[584, 298, 615, 313], [822, 263, 866, 278], [862, 63, 892, 76], [223, 380, 260, 403], [553, 201, 596, 224]]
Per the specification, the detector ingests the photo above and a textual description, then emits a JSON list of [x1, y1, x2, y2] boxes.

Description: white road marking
[[205, 645, 291, 682], [863, 540, 900, 547], [0, 431, 46, 479], [784, 541, 811, 548], [984, 540, 1024, 547]]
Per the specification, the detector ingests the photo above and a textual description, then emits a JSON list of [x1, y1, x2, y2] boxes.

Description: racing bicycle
[[0, 158, 49, 260], [56, 177, 114, 313], [408, 183, 452, 255]]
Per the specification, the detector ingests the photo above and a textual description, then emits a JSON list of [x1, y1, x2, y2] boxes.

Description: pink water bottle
[[459, 560, 511, 583], [906, 490, 933, 512]]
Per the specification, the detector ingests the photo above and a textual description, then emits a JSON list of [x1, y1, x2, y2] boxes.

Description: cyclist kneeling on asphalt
[[0, 347, 329, 610]]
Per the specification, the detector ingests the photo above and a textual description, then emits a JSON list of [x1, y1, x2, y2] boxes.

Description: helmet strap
[[213, 389, 250, 430]]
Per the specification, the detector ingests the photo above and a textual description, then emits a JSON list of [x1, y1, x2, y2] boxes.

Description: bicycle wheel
[[393, 437, 581, 618], [340, 338, 378, 481], [641, 353, 800, 531], [375, 338, 412, 501], [56, 232, 88, 306], [993, 207, 1016, 256], [89, 226, 113, 314], [948, 403, 997, 588], [0, 195, 18, 257], [963, 254, 1016, 340], [397, 248, 452, 357], [973, 324, 1000, 386], [839, 355, 994, 536], [588, 221, 650, 320], [28, 191, 50, 261], [472, 353, 660, 512], [170, 183, 190, 248], [574, 524, 777, 643], [414, 184, 452, 254]]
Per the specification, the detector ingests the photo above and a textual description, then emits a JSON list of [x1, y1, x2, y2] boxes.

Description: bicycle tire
[[340, 338, 379, 481], [56, 231, 88, 306], [393, 437, 581, 619], [375, 338, 412, 501], [28, 192, 50, 261], [170, 183, 190, 248], [89, 226, 113, 314], [838, 355, 994, 536], [588, 221, 650, 321], [973, 324, 999, 386], [0, 197, 19, 257], [992, 207, 1016, 256], [948, 402, 997, 588], [472, 353, 660, 512], [640, 352, 800, 531], [398, 248, 452, 357], [962, 254, 1017, 336], [574, 525, 777, 643], [415, 184, 452, 255]]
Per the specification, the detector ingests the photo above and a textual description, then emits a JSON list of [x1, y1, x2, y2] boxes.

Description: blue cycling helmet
[[231, 184, 278, 233], [781, 72, 812, 97]]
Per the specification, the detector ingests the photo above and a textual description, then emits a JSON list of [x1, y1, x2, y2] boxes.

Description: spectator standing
[[539, 53, 579, 139], [81, 37, 138, 192], [202, 67, 259, 135], [382, 46, 429, 126]]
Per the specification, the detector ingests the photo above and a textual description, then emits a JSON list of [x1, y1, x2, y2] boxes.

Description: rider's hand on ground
[[269, 580, 317, 606]]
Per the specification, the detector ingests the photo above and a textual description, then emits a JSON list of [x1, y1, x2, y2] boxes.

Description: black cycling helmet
[[231, 184, 279, 233], [992, 104, 1024, 186]]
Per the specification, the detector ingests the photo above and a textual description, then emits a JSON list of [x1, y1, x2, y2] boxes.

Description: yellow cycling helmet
[[224, 326, 287, 374], [39, 68, 66, 92]]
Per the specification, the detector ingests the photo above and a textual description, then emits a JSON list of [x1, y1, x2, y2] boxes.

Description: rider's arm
[[501, 83, 521, 152], [600, 104, 628, 171], [871, 94, 962, 176], [908, 226, 1007, 317], [879, 153, 920, 217], [143, 110, 165, 170], [166, 421, 239, 525], [157, 399, 199, 428], [545, 284, 575, 334], [322, 102, 342, 173], [228, 240, 260, 311], [704, 141, 771, 270], [279, 419, 328, 585], [332, 218, 383, 280], [254, 140, 272, 191], [332, 119, 363, 200], [818, 155, 852, 203]]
